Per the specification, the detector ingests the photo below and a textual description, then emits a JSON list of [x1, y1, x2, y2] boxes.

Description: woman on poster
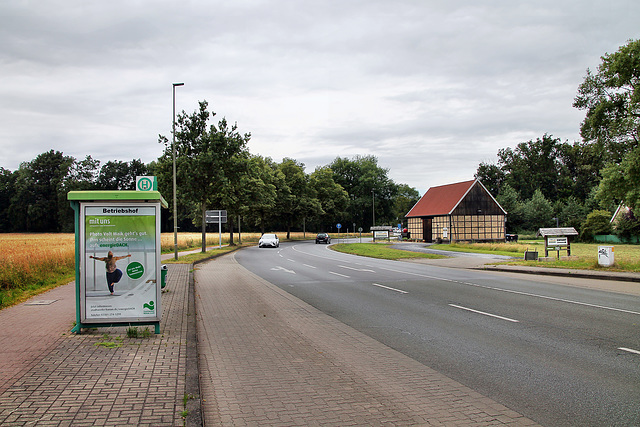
[[90, 251, 132, 295]]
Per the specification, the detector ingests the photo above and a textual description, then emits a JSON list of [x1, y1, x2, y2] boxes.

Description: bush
[[580, 210, 612, 241], [614, 209, 640, 240]]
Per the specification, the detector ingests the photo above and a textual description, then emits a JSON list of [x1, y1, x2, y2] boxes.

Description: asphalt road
[[235, 240, 640, 426]]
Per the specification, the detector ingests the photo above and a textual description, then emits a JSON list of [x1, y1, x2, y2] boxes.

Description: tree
[[10, 150, 74, 232], [393, 184, 420, 226], [309, 166, 349, 231], [614, 209, 640, 240], [97, 159, 148, 190], [214, 149, 251, 246], [574, 39, 640, 163], [557, 196, 588, 232], [477, 135, 604, 205], [475, 162, 505, 197], [496, 183, 525, 233], [596, 145, 640, 212], [241, 155, 278, 235], [152, 154, 195, 233], [555, 141, 604, 202], [0, 168, 16, 232], [59, 155, 100, 231], [329, 155, 398, 230], [523, 189, 554, 231], [496, 134, 564, 201], [275, 158, 322, 239], [159, 100, 250, 251], [580, 210, 613, 241]]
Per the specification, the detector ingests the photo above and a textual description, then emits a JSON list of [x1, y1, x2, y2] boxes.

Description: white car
[[258, 233, 279, 248]]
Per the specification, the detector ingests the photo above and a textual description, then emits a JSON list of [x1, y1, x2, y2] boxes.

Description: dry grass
[[0, 233, 76, 308], [0, 231, 321, 308], [1, 233, 76, 289]]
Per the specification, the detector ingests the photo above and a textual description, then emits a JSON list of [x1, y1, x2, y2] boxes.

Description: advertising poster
[[81, 203, 160, 323]]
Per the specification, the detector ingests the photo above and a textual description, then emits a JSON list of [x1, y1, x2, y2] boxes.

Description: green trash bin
[[161, 264, 168, 289]]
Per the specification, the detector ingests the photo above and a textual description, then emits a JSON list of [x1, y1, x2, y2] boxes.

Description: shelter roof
[[68, 190, 168, 208], [537, 227, 579, 237]]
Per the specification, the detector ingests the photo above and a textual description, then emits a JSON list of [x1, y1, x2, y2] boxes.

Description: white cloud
[[1, 0, 639, 194]]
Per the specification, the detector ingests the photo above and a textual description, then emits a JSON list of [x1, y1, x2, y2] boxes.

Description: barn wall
[[407, 214, 506, 242], [407, 217, 422, 240], [405, 181, 506, 242], [450, 214, 505, 241], [453, 184, 503, 215]]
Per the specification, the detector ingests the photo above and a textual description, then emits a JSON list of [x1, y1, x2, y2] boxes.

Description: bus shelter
[[68, 191, 167, 334]]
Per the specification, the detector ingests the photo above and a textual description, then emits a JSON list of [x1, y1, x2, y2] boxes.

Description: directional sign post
[[206, 210, 227, 248]]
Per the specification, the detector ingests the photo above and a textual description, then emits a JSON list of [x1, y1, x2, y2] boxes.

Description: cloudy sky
[[1, 1, 639, 194]]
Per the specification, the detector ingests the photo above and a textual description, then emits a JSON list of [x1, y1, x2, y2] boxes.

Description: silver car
[[258, 233, 280, 248]]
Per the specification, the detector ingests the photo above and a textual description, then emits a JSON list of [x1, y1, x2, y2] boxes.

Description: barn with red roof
[[405, 179, 507, 243]]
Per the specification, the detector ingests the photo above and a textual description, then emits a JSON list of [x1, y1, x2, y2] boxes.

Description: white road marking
[[292, 243, 640, 317], [303, 264, 316, 269], [372, 283, 408, 294], [449, 304, 520, 323], [618, 347, 640, 355], [339, 265, 375, 272], [329, 271, 350, 278], [271, 266, 296, 274], [376, 265, 640, 316]]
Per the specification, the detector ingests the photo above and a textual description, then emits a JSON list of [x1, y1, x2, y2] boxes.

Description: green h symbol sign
[[136, 176, 157, 191]]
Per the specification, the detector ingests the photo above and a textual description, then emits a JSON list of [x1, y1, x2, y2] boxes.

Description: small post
[[218, 211, 222, 249]]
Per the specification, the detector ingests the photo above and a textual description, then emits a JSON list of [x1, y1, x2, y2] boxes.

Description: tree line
[[2, 39, 639, 241], [476, 39, 640, 240], [0, 110, 419, 237]]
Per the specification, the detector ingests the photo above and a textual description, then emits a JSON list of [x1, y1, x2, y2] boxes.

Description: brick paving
[[1, 248, 543, 426], [0, 264, 191, 426], [196, 253, 539, 426]]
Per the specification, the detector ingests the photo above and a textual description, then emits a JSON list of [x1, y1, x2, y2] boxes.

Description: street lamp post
[[371, 190, 375, 227], [172, 82, 184, 260]]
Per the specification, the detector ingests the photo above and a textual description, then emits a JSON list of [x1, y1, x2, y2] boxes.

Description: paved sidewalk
[[0, 264, 192, 426], [3, 242, 633, 426], [195, 253, 538, 426]]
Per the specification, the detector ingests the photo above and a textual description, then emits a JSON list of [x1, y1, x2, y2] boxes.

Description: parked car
[[258, 233, 279, 248], [315, 233, 331, 244]]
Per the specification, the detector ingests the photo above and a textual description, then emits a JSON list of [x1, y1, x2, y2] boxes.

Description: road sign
[[136, 176, 157, 191], [206, 210, 227, 224], [336, 223, 342, 229]]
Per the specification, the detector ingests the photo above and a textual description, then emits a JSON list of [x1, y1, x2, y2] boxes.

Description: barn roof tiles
[[405, 179, 505, 218], [406, 180, 476, 217]]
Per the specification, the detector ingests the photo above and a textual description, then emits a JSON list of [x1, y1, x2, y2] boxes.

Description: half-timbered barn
[[405, 179, 506, 243]]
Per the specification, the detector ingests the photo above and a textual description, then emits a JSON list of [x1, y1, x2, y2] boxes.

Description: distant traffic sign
[[336, 223, 342, 229], [206, 210, 227, 224]]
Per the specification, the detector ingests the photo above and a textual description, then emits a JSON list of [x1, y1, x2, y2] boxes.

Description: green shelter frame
[[68, 191, 168, 334]]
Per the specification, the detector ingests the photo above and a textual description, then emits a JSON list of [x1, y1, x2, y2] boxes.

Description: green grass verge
[[430, 243, 526, 257], [0, 271, 75, 310], [432, 241, 640, 272], [331, 243, 448, 260], [163, 244, 244, 264]]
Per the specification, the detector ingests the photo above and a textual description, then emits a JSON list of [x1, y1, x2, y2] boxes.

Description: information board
[[80, 202, 161, 324]]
